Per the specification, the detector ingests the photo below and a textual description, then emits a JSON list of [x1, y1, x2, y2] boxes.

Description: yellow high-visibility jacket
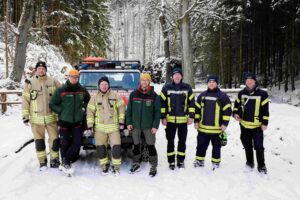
[[87, 89, 125, 133], [22, 75, 61, 124]]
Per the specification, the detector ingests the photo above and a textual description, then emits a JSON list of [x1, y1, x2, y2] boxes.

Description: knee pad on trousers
[[52, 138, 60, 151], [133, 144, 141, 155], [96, 145, 107, 159], [35, 139, 45, 151], [147, 145, 157, 156], [112, 145, 121, 159]]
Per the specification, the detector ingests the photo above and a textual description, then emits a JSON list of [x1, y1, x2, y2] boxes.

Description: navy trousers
[[166, 123, 187, 163], [196, 132, 221, 163], [59, 125, 82, 164]]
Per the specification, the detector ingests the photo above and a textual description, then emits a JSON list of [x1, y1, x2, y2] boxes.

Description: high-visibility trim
[[254, 98, 261, 124], [119, 113, 125, 119], [215, 102, 220, 127], [196, 156, 205, 161], [236, 98, 240, 103], [241, 95, 261, 100], [189, 93, 195, 101], [112, 158, 122, 166], [22, 92, 30, 98], [263, 116, 269, 120], [161, 108, 166, 113], [167, 152, 175, 156], [188, 107, 195, 113], [51, 151, 59, 158], [240, 120, 262, 129], [199, 128, 222, 134], [195, 102, 201, 109], [261, 98, 269, 106], [166, 115, 188, 123], [233, 108, 238, 111], [177, 152, 185, 156], [195, 114, 200, 119], [222, 104, 231, 111], [88, 104, 96, 110], [222, 116, 230, 121], [167, 90, 188, 95], [167, 97, 171, 112], [94, 123, 119, 133], [36, 151, 46, 158], [202, 96, 218, 101], [116, 100, 124, 107], [211, 158, 221, 163], [160, 92, 167, 101], [99, 157, 109, 165]]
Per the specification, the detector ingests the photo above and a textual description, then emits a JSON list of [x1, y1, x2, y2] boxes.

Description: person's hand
[[234, 114, 241, 121], [84, 128, 93, 137], [127, 124, 133, 131], [23, 118, 30, 126], [151, 128, 158, 134], [188, 118, 193, 125], [261, 125, 268, 131], [161, 119, 167, 126], [221, 125, 227, 131], [194, 122, 199, 129], [119, 123, 125, 130]]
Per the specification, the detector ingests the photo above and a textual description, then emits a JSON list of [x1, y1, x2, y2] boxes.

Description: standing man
[[194, 75, 232, 169], [233, 72, 269, 174], [50, 69, 90, 175], [160, 67, 195, 170], [86, 76, 125, 176], [126, 73, 160, 177], [22, 61, 61, 171]]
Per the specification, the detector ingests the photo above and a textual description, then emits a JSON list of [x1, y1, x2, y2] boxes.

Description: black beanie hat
[[35, 61, 47, 71], [98, 76, 110, 86], [245, 72, 256, 81], [207, 75, 219, 84], [172, 67, 183, 76]]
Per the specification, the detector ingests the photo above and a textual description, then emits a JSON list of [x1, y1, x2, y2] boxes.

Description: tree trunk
[[219, 22, 224, 85], [10, 1, 34, 82], [180, 0, 194, 88], [159, 0, 171, 83], [5, 0, 9, 78]]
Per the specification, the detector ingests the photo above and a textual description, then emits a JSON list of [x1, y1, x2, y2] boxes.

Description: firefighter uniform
[[22, 74, 61, 166], [160, 81, 195, 165], [194, 88, 232, 165], [86, 89, 125, 170], [233, 86, 269, 169]]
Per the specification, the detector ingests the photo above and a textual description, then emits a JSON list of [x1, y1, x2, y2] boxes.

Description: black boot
[[245, 148, 254, 167], [50, 158, 60, 168]]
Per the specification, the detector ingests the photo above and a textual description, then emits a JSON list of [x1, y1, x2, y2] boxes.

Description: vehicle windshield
[[79, 71, 140, 90]]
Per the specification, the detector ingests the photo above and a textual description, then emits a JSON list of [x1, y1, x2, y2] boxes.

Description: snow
[[1, 84, 300, 200]]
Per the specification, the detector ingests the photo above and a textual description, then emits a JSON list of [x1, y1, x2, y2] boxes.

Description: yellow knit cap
[[68, 69, 80, 76], [141, 73, 151, 82]]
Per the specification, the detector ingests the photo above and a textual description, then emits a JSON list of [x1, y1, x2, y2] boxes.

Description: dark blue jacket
[[195, 88, 232, 134], [160, 81, 195, 124]]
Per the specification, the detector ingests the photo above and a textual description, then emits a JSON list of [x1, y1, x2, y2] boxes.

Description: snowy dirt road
[[0, 103, 300, 200]]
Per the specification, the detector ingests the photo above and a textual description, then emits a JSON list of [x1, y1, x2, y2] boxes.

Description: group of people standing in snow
[[22, 61, 269, 177]]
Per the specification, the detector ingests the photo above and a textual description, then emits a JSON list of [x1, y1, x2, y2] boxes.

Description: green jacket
[[49, 80, 90, 126], [126, 86, 160, 129]]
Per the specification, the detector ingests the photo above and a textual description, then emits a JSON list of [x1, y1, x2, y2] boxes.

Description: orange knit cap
[[68, 69, 80, 76], [141, 73, 151, 82]]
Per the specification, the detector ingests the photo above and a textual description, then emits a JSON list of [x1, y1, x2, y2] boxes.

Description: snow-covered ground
[[0, 84, 300, 200]]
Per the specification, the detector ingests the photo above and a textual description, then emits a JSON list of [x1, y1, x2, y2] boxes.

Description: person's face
[[68, 75, 79, 84], [140, 79, 150, 88], [36, 66, 46, 77], [172, 73, 182, 84], [207, 81, 218, 90], [99, 81, 109, 93], [246, 79, 256, 89]]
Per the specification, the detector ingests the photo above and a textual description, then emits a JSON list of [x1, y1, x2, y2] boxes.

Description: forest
[[1, 0, 300, 90]]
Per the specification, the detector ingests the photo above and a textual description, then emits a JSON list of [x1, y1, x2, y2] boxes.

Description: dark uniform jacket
[[233, 87, 269, 129], [126, 86, 160, 129], [194, 88, 232, 134], [50, 80, 90, 126], [160, 81, 195, 124]]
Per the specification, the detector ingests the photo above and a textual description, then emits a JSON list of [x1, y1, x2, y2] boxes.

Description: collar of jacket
[[206, 87, 220, 93], [36, 75, 47, 80], [138, 84, 151, 94], [245, 85, 258, 94], [66, 80, 80, 90], [99, 88, 111, 96]]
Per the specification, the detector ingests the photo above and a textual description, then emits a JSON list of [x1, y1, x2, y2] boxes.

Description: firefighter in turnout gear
[[86, 76, 125, 176], [194, 75, 232, 169], [50, 69, 90, 175], [22, 61, 61, 170], [126, 73, 161, 177], [233, 72, 269, 174], [160, 67, 195, 170]]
